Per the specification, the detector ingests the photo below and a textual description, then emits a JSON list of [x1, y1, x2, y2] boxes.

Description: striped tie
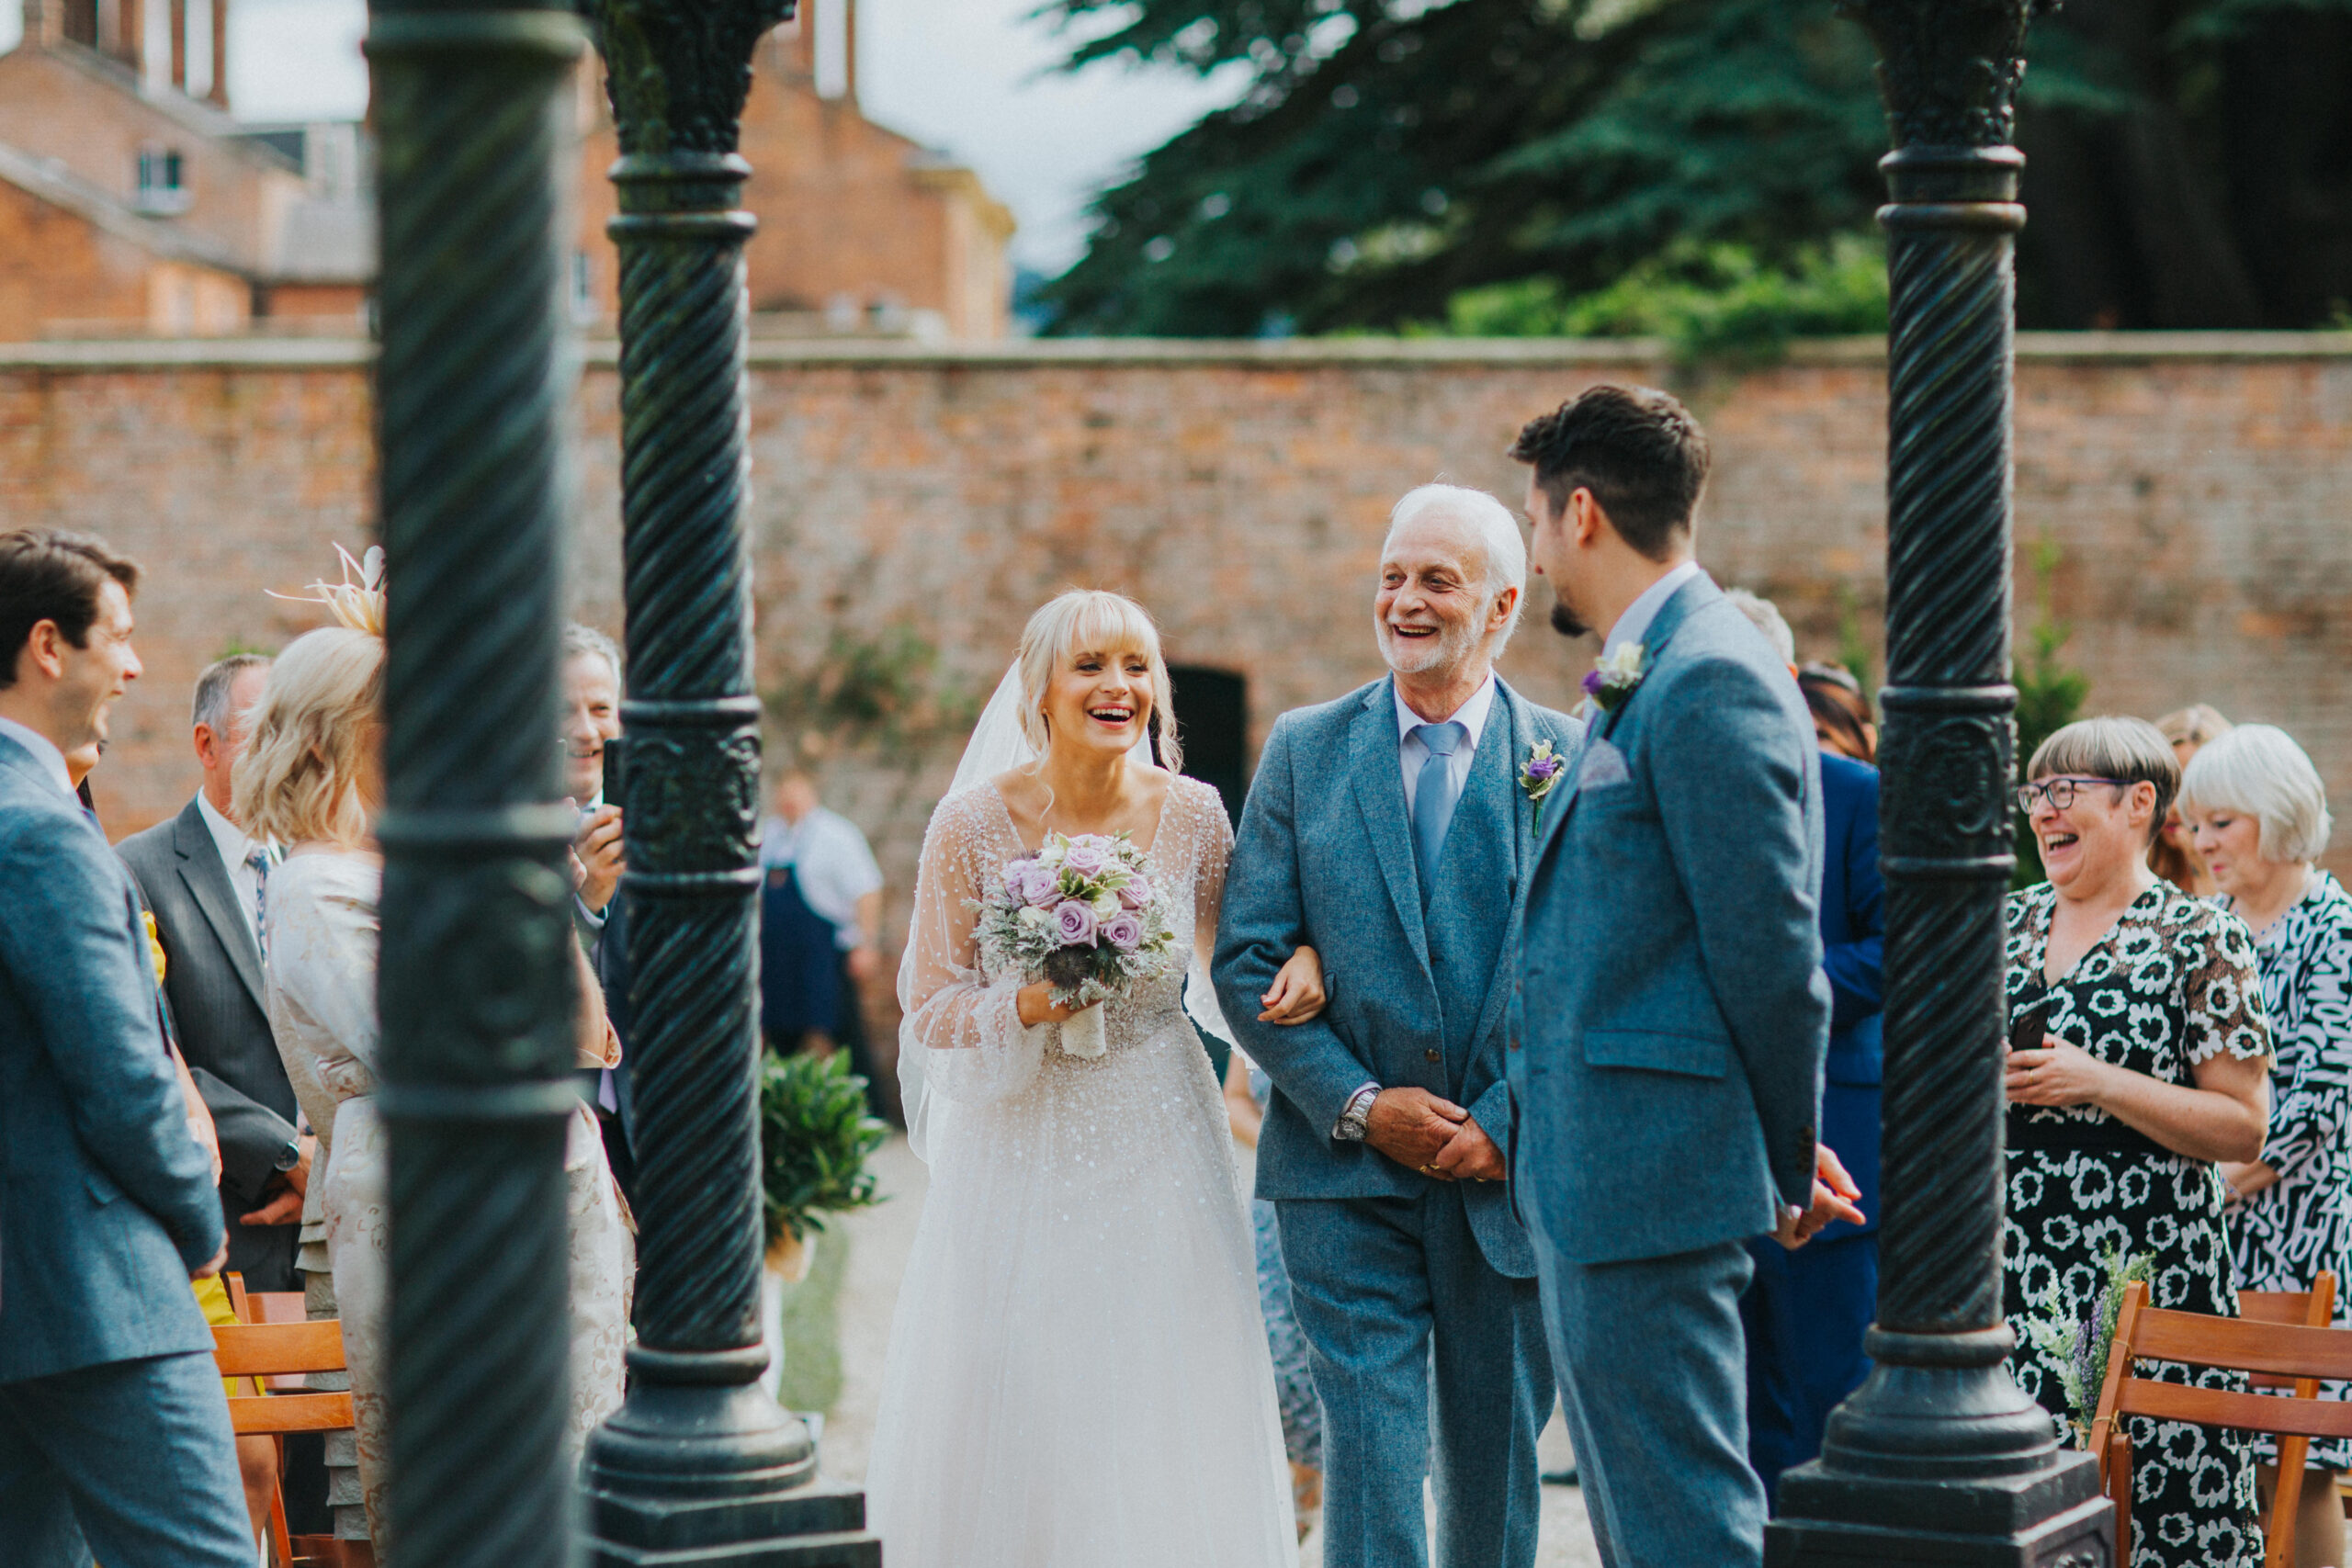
[[247, 846, 272, 962]]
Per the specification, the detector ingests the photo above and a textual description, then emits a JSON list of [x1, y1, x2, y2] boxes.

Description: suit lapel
[[1454, 682, 1538, 1056], [1532, 572, 1718, 877], [172, 799, 266, 1010], [1349, 679, 1430, 976]]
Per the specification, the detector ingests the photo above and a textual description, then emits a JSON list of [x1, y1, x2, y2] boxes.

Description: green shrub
[[2012, 542, 2091, 891], [757, 1050, 888, 1248]]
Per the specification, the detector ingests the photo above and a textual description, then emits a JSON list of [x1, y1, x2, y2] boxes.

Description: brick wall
[[6, 334, 2348, 982]]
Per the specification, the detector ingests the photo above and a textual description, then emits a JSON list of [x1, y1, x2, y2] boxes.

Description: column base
[[1767, 1462, 2109, 1566], [584, 1376, 878, 1567]]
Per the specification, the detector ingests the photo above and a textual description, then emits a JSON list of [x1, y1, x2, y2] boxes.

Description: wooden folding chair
[[212, 1313, 356, 1568], [2089, 1273, 2346, 1567]]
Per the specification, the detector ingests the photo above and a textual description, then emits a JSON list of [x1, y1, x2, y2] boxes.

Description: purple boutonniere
[[1580, 642, 1646, 716], [1521, 739, 1566, 822]]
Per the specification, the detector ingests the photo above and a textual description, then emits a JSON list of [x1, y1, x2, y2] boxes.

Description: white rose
[[1600, 642, 1645, 682], [1018, 905, 1053, 930], [1092, 892, 1120, 919]]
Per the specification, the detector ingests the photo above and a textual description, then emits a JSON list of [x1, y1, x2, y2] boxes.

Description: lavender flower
[[1117, 874, 1154, 911], [1061, 839, 1112, 877], [1020, 862, 1061, 908], [1102, 912, 1144, 951], [1054, 899, 1099, 944]]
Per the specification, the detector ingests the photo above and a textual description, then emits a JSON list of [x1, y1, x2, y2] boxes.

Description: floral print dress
[[2226, 871, 2352, 1470], [2002, 880, 2271, 1568]]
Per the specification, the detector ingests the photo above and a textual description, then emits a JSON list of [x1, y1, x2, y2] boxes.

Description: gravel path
[[819, 1134, 1603, 1567]]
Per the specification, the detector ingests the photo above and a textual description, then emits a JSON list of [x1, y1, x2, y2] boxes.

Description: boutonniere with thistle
[[1520, 740, 1566, 822], [1581, 643, 1646, 716]]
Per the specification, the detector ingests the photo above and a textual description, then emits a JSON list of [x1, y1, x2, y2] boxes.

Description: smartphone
[[601, 734, 627, 810]]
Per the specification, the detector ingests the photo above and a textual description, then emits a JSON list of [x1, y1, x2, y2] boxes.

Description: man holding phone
[[561, 624, 635, 1201]]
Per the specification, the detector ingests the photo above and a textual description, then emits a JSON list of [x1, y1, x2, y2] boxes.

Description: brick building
[[569, 0, 1016, 340], [0, 0, 373, 337]]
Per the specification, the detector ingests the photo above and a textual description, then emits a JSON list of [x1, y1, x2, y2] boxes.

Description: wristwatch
[[273, 1139, 302, 1174], [1334, 1083, 1381, 1142]]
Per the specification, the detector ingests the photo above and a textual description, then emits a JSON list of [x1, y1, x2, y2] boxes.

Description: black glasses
[[2016, 776, 2131, 814]]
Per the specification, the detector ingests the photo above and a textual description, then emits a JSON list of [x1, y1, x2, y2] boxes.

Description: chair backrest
[[236, 1289, 314, 1391], [210, 1322, 355, 1438], [2092, 1273, 2340, 1568]]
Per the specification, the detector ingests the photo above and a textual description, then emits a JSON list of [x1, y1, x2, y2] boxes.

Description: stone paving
[[816, 1134, 1603, 1568]]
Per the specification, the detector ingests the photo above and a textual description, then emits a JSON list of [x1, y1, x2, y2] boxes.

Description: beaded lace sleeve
[[896, 788, 1047, 1152]]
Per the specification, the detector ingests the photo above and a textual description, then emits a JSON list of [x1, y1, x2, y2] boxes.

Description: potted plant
[[757, 1049, 888, 1282]]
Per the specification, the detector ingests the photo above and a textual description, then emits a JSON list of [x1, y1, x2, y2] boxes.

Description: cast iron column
[[370, 4, 587, 1566], [1767, 3, 2112, 1564], [580, 6, 878, 1562]]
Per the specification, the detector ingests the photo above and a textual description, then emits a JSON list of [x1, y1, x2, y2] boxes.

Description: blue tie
[[1410, 722, 1467, 892]]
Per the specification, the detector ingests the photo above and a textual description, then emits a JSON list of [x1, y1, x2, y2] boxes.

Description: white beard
[[1377, 616, 1481, 680]]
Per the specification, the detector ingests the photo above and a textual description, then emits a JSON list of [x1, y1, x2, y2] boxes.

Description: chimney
[[208, 0, 226, 107]]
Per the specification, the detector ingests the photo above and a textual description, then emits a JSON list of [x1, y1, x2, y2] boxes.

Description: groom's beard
[[1550, 597, 1589, 639]]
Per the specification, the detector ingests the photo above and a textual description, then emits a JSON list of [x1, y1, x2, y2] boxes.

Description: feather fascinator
[[270, 543, 386, 636]]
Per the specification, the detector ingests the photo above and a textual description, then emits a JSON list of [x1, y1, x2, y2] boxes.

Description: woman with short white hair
[[2185, 723, 2352, 1568]]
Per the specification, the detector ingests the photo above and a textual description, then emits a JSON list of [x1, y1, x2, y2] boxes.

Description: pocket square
[[1577, 738, 1631, 790]]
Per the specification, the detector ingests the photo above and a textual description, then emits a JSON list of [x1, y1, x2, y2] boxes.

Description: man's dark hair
[[0, 529, 140, 691], [1509, 385, 1712, 561]]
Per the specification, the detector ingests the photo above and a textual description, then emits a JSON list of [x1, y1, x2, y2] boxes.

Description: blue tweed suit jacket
[[1509, 575, 1831, 1267], [0, 730, 221, 1382], [1216, 674, 1582, 1278]]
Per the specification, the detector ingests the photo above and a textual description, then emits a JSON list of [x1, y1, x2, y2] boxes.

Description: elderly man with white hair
[[1216, 482, 1582, 1568], [2185, 723, 2352, 1568]]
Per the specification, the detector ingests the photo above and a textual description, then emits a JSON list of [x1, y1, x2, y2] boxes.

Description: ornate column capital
[[587, 0, 796, 157], [1842, 0, 2047, 149]]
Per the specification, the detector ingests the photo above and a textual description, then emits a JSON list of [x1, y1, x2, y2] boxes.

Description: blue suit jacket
[[1815, 750, 1883, 1239], [0, 731, 221, 1382], [1216, 675, 1581, 1279], [1509, 575, 1832, 1267]]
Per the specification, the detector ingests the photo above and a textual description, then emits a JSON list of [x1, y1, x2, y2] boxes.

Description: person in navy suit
[[0, 528, 253, 1568], [1739, 734, 1884, 1504]]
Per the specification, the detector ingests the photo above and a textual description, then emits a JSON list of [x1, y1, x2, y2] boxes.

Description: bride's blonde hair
[[1014, 590, 1182, 775], [233, 626, 384, 849]]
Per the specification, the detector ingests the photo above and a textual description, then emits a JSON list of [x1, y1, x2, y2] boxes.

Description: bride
[[865, 589, 1327, 1567]]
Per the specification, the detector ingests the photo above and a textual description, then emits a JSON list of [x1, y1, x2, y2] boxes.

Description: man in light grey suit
[[119, 654, 311, 1296], [1506, 388, 1861, 1567], [0, 528, 253, 1567], [1217, 484, 1579, 1568]]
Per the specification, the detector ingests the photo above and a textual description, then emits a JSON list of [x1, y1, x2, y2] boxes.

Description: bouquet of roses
[[971, 829, 1178, 1058]]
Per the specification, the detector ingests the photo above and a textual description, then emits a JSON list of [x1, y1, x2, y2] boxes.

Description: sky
[[0, 0, 1247, 276]]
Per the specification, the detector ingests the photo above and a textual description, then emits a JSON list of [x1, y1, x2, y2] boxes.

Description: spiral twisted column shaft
[[368, 8, 586, 1568], [579, 6, 875, 1560], [1769, 2, 2112, 1560]]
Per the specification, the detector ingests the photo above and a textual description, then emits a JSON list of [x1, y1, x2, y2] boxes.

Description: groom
[[1506, 386, 1860, 1568], [1217, 483, 1577, 1568]]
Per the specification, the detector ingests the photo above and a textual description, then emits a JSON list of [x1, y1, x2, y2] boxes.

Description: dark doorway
[[1167, 666, 1248, 826]]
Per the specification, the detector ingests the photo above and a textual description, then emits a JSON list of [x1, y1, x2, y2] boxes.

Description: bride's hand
[[1017, 981, 1080, 1029], [1261, 946, 1328, 1025]]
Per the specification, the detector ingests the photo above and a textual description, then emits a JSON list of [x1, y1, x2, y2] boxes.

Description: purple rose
[[1580, 669, 1605, 697], [1020, 863, 1061, 908], [1116, 874, 1154, 911], [1061, 840, 1110, 878], [1002, 859, 1031, 901], [1054, 899, 1099, 945], [1102, 912, 1144, 952], [1525, 756, 1563, 782]]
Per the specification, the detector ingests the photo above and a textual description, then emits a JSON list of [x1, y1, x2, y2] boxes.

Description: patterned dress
[[2001, 880, 2271, 1568], [2226, 871, 2352, 1470]]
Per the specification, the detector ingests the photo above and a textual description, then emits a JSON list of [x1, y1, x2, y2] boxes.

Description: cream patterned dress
[[865, 776, 1295, 1568], [265, 849, 632, 1541]]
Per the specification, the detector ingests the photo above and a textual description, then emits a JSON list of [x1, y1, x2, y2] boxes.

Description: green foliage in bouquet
[[2022, 1247, 2153, 1448], [757, 1050, 889, 1249]]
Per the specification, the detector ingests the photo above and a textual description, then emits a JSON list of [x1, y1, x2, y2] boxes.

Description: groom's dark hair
[[1510, 385, 1711, 561]]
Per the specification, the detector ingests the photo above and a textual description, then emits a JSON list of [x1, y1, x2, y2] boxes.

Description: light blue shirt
[[1393, 671, 1496, 817], [0, 715, 74, 800], [1601, 559, 1705, 665]]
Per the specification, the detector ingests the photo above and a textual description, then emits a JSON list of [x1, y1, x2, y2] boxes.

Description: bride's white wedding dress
[[865, 775, 1296, 1568]]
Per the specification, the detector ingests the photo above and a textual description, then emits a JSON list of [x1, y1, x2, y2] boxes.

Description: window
[[1166, 667, 1249, 827], [134, 146, 190, 214]]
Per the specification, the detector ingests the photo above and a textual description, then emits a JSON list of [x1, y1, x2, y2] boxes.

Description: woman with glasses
[[2002, 716, 2273, 1568]]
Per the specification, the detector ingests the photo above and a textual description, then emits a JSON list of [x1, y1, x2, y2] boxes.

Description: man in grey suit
[[1217, 484, 1579, 1568], [1506, 388, 1860, 1567], [119, 653, 311, 1295], [0, 528, 254, 1567]]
